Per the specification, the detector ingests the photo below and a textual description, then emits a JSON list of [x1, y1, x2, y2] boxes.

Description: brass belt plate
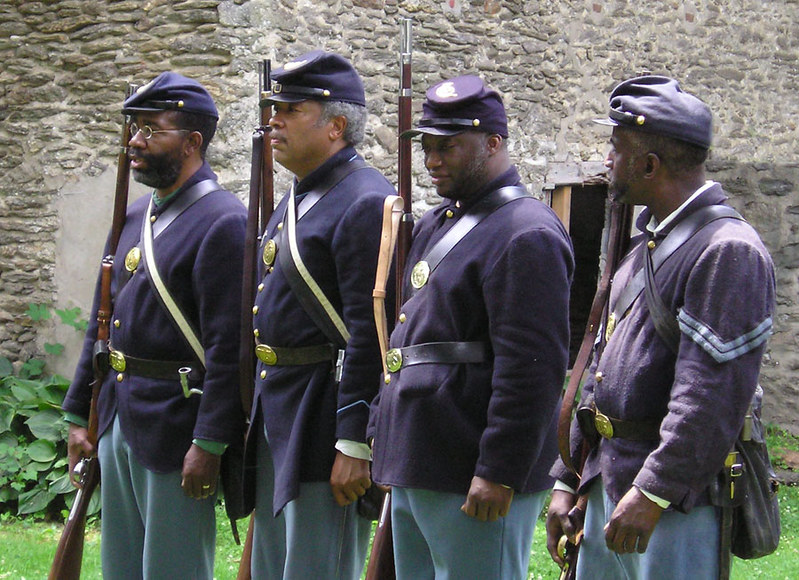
[[255, 344, 278, 365], [385, 348, 403, 373], [594, 411, 614, 439], [109, 350, 126, 372]]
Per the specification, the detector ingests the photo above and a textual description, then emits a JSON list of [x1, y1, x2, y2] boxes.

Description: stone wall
[[0, 0, 796, 428]]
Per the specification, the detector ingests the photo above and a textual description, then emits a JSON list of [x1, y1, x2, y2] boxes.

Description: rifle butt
[[48, 457, 100, 580], [364, 492, 396, 580], [236, 516, 255, 580]]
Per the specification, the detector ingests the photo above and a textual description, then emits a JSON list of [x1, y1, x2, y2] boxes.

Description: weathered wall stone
[[0, 0, 797, 430]]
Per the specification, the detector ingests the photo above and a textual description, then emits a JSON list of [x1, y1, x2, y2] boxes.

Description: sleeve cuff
[[637, 486, 671, 509], [554, 479, 577, 495], [193, 438, 228, 455], [335, 439, 372, 461], [64, 412, 88, 428]]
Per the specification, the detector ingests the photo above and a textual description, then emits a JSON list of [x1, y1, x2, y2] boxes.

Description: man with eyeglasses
[[62, 72, 247, 579]]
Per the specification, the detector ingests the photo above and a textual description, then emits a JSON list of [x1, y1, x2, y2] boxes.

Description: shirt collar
[[646, 181, 716, 234]]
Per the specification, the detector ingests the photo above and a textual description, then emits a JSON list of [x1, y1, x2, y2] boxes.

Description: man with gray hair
[[246, 50, 396, 579]]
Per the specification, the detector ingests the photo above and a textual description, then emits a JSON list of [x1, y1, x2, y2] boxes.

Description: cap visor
[[264, 94, 308, 104], [593, 118, 619, 127], [122, 105, 166, 115], [400, 126, 465, 139]]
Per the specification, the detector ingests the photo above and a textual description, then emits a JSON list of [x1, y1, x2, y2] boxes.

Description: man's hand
[[181, 444, 221, 500], [604, 486, 664, 554], [330, 451, 371, 507], [460, 475, 514, 522], [546, 489, 580, 566], [67, 423, 94, 488]]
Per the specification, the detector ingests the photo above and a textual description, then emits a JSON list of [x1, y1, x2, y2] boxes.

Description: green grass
[[2, 487, 797, 579], [4, 425, 798, 578]]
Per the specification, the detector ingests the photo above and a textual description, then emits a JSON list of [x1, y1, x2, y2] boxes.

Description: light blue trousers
[[577, 479, 720, 580], [97, 414, 216, 580], [251, 422, 371, 579], [390, 486, 547, 580]]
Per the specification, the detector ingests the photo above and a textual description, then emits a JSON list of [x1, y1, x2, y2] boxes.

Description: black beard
[[131, 149, 183, 190]]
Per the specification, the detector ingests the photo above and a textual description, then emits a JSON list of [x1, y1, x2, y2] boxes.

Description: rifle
[[235, 58, 274, 580], [364, 17, 413, 580], [555, 199, 633, 578], [48, 82, 136, 580]]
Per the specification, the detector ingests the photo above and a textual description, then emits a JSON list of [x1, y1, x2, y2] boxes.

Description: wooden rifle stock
[[236, 59, 274, 580], [365, 17, 413, 580], [554, 200, 632, 577], [47, 455, 100, 580], [49, 83, 136, 580]]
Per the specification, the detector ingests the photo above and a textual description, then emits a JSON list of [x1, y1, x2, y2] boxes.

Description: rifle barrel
[[108, 84, 136, 255], [396, 17, 413, 308]]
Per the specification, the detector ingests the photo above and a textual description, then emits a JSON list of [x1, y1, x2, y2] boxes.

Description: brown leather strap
[[373, 196, 405, 377], [558, 202, 633, 476]]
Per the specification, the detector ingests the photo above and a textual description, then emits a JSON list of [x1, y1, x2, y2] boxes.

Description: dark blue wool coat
[[251, 147, 396, 515], [370, 167, 574, 495], [64, 163, 247, 473]]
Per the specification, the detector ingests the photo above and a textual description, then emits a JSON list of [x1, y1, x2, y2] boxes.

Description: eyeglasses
[[129, 123, 191, 141]]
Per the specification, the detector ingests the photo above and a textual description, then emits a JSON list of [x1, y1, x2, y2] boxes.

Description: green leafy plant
[[0, 304, 98, 520], [0, 358, 73, 518]]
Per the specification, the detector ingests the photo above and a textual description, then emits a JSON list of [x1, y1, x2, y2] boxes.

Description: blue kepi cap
[[122, 72, 218, 119], [402, 75, 508, 139], [265, 50, 366, 107], [594, 75, 712, 148]]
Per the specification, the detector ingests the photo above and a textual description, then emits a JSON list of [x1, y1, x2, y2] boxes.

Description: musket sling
[[258, 158, 370, 377], [608, 204, 743, 332], [136, 179, 222, 384], [408, 185, 530, 296]]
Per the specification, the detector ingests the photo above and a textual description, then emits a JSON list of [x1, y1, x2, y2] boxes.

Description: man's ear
[[644, 152, 661, 178], [486, 133, 503, 154], [329, 115, 348, 141], [184, 131, 203, 156]]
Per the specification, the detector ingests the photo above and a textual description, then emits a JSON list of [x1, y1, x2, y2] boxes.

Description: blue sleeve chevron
[[677, 308, 772, 363]]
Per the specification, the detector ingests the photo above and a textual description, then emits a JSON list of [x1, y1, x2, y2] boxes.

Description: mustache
[[128, 150, 151, 162]]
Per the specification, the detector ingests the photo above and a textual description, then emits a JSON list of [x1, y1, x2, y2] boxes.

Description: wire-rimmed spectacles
[[130, 123, 191, 141]]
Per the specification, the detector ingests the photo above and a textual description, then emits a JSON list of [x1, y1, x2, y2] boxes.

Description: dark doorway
[[564, 185, 608, 367]]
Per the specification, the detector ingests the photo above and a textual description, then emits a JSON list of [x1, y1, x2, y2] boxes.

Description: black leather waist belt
[[108, 348, 201, 381], [385, 341, 488, 373], [255, 342, 337, 366], [593, 405, 661, 441]]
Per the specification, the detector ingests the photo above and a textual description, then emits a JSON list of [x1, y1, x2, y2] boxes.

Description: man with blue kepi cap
[[547, 75, 776, 579], [63, 71, 247, 578], [246, 50, 396, 578], [368, 75, 574, 579]]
